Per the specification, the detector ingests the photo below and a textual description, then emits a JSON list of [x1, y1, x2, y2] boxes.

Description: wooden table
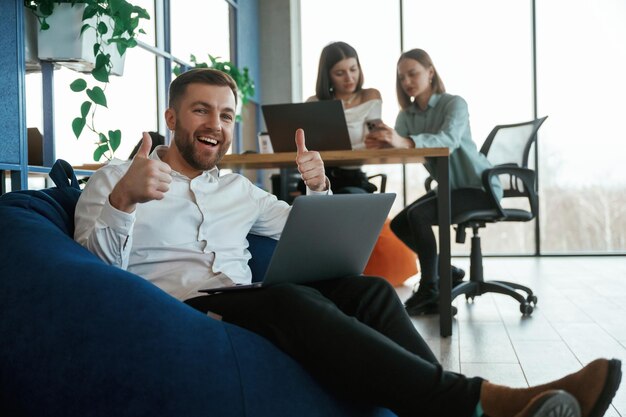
[[219, 147, 448, 169], [221, 148, 454, 337]]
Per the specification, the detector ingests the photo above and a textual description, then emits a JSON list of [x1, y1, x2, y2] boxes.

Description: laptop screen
[[262, 193, 396, 286], [261, 101, 352, 152]]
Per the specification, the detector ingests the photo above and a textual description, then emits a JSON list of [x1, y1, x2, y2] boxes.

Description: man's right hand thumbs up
[[109, 132, 173, 213]]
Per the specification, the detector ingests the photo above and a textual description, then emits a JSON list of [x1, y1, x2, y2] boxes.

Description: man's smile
[[197, 136, 219, 146]]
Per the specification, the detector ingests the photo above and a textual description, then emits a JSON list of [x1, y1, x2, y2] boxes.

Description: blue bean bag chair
[[0, 160, 395, 417]]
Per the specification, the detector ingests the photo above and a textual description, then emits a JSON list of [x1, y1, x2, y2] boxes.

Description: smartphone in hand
[[366, 119, 383, 132]]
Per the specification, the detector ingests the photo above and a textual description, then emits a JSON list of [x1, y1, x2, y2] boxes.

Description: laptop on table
[[200, 193, 396, 294], [261, 100, 352, 152]]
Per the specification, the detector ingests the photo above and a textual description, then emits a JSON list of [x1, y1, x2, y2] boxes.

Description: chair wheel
[[520, 303, 533, 316], [527, 295, 538, 305]]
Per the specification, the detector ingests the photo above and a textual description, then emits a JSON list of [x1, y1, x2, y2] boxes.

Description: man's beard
[[175, 127, 227, 172]]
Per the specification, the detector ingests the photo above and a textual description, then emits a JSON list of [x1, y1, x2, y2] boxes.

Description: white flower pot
[[24, 6, 41, 73], [35, 3, 125, 76]]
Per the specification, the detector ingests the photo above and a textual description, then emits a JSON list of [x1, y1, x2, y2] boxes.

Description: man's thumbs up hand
[[294, 128, 327, 192], [295, 128, 308, 155], [109, 132, 173, 213], [134, 131, 153, 159]]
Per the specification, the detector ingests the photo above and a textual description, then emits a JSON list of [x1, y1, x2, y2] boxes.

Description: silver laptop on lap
[[200, 193, 395, 293]]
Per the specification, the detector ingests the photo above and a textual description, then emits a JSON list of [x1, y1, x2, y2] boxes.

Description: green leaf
[[95, 52, 110, 69], [116, 42, 128, 57], [99, 133, 108, 143], [93, 42, 101, 57], [70, 78, 87, 92], [94, 52, 111, 78], [80, 23, 91, 36], [91, 66, 109, 83], [80, 101, 92, 118], [87, 87, 107, 107], [109, 130, 122, 151], [83, 5, 98, 20], [129, 17, 139, 31], [40, 21, 50, 31], [133, 6, 151, 19], [97, 21, 108, 35], [93, 144, 109, 162], [40, 3, 54, 16], [72, 117, 86, 138]]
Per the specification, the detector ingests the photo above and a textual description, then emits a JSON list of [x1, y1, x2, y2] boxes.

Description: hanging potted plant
[[173, 54, 255, 122], [24, 0, 150, 162]]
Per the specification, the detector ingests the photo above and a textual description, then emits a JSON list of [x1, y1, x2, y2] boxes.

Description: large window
[[537, 0, 626, 253], [170, 0, 231, 64], [402, 0, 535, 255], [51, 48, 158, 164], [301, 0, 625, 255]]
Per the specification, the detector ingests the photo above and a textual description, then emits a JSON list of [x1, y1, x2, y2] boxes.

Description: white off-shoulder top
[[344, 99, 382, 150]]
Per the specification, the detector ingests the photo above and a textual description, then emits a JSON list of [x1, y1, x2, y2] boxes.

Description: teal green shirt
[[395, 93, 498, 194]]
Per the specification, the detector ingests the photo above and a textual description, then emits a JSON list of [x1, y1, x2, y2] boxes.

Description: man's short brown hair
[[168, 68, 238, 109]]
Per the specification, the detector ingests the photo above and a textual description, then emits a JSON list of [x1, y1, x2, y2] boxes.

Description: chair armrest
[[482, 166, 538, 220], [367, 173, 387, 193], [424, 176, 436, 192]]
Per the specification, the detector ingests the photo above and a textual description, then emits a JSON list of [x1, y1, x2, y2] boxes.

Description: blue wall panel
[[0, 1, 25, 165]]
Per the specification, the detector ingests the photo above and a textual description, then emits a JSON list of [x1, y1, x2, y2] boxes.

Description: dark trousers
[[185, 276, 482, 416], [390, 189, 494, 284]]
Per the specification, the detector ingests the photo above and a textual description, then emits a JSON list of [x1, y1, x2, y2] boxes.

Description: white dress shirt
[[74, 146, 326, 301]]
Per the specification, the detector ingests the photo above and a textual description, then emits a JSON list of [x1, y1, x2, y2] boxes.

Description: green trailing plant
[[173, 54, 255, 121], [24, 0, 150, 161]]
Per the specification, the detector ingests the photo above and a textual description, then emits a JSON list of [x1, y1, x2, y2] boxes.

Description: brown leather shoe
[[530, 358, 622, 417], [481, 358, 622, 417], [514, 390, 580, 417]]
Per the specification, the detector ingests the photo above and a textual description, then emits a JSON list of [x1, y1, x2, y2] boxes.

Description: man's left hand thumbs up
[[294, 128, 328, 192]]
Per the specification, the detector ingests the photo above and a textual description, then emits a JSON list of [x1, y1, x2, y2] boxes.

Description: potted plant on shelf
[[173, 54, 255, 121], [24, 0, 150, 162]]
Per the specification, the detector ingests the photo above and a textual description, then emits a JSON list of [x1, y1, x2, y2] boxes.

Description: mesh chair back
[[481, 117, 547, 202], [480, 117, 548, 168]]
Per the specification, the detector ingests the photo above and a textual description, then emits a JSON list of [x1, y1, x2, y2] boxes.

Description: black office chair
[[367, 172, 387, 193], [450, 116, 548, 316]]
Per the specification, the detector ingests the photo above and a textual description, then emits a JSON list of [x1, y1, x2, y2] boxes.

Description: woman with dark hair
[[305, 41, 382, 193], [365, 48, 499, 316]]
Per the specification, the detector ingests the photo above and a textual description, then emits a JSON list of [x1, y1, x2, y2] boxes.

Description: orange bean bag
[[364, 219, 418, 286]]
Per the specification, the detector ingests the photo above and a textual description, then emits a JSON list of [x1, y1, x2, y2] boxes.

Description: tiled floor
[[396, 256, 626, 417]]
